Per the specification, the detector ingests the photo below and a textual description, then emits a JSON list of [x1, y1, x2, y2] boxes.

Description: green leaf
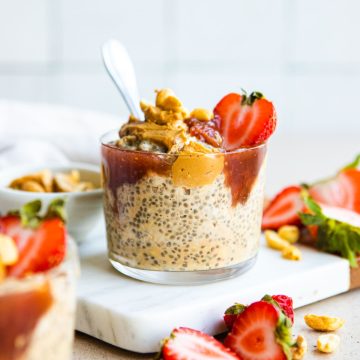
[[341, 153, 360, 171], [45, 198, 67, 223], [224, 303, 246, 315], [301, 191, 323, 216], [299, 195, 360, 268], [298, 212, 324, 226], [17, 200, 42, 228], [275, 310, 295, 360], [7, 198, 67, 229]]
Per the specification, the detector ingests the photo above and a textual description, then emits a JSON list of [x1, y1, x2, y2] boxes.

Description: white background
[[0, 0, 359, 192]]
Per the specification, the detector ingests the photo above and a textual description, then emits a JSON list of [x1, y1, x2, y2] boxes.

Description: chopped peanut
[[155, 88, 183, 111], [0, 234, 19, 266], [304, 314, 345, 331], [265, 230, 290, 251], [278, 225, 300, 243], [291, 334, 307, 360], [282, 245, 302, 261], [317, 334, 340, 353], [190, 108, 213, 122]]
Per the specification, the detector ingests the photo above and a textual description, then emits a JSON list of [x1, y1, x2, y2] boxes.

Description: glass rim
[[100, 129, 267, 157]]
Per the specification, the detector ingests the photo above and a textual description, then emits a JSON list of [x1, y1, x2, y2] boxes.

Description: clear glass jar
[[0, 239, 79, 360], [101, 130, 267, 285]]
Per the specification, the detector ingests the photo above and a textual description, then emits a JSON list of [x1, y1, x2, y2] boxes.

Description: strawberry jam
[[0, 281, 53, 360], [224, 144, 266, 206]]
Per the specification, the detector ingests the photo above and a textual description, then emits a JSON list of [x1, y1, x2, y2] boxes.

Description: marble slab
[[75, 234, 350, 353]]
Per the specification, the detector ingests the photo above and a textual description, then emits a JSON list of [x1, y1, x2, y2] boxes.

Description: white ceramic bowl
[[0, 163, 103, 242]]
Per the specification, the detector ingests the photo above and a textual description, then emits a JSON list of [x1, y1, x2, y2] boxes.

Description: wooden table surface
[[73, 288, 360, 360]]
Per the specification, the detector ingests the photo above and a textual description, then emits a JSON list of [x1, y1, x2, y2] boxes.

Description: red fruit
[[162, 327, 238, 360], [224, 301, 286, 360], [214, 92, 276, 150], [0, 216, 66, 277], [262, 186, 303, 230], [310, 169, 360, 213], [223, 303, 247, 330], [271, 295, 294, 324]]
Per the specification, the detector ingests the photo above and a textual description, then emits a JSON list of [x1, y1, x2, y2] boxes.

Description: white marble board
[[75, 232, 350, 353]]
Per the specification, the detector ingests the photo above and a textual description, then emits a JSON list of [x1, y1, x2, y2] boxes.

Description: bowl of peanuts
[[0, 162, 103, 241]]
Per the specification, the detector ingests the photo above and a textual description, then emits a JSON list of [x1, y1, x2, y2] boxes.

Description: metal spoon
[[102, 39, 143, 119]]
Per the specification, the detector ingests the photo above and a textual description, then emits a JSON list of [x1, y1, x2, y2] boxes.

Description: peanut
[[282, 245, 302, 260], [156, 88, 183, 111], [291, 334, 307, 360], [190, 108, 213, 122], [317, 334, 340, 353], [304, 314, 345, 331], [278, 225, 300, 243], [265, 230, 290, 251]]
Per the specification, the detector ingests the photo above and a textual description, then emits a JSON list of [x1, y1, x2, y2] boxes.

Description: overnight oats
[[101, 89, 276, 284], [0, 200, 78, 360]]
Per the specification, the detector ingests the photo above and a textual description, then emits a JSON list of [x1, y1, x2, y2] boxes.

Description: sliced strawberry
[[224, 301, 287, 360], [0, 216, 66, 277], [162, 327, 238, 360], [214, 92, 276, 150], [271, 295, 294, 324], [223, 303, 247, 330], [262, 186, 303, 230], [310, 169, 360, 213]]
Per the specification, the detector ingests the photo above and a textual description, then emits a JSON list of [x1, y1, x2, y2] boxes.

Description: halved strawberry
[[262, 186, 303, 230], [0, 199, 67, 278], [162, 327, 238, 360], [310, 169, 360, 213], [271, 295, 294, 324], [223, 303, 247, 330], [0, 216, 66, 278], [224, 301, 288, 360], [214, 91, 276, 150]]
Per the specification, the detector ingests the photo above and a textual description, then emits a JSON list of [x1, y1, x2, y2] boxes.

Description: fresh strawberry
[[224, 301, 292, 360], [1, 216, 66, 277], [262, 186, 303, 230], [310, 168, 360, 213], [214, 91, 276, 150], [271, 295, 294, 324], [0, 199, 67, 278], [223, 303, 247, 330], [162, 327, 238, 360]]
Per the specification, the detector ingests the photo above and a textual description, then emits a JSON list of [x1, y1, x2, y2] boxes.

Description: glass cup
[[0, 239, 79, 360], [101, 130, 267, 285]]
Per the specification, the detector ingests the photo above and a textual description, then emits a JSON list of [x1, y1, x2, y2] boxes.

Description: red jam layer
[[102, 142, 266, 206], [0, 282, 53, 360]]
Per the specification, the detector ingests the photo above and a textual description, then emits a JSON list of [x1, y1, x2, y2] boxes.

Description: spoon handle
[[102, 39, 143, 119]]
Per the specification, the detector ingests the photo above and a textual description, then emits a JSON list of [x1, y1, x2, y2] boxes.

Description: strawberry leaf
[[224, 303, 246, 315], [299, 194, 360, 267], [341, 153, 360, 171], [45, 198, 67, 223]]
